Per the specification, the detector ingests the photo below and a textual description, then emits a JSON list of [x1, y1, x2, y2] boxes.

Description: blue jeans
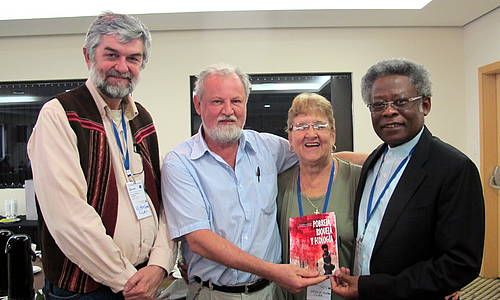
[[43, 280, 124, 300]]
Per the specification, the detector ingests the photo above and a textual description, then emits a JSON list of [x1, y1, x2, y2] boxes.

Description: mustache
[[217, 116, 237, 122], [106, 70, 131, 80]]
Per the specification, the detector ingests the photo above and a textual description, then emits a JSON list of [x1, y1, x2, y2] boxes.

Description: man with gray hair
[[162, 64, 326, 299], [28, 12, 175, 299], [331, 58, 484, 299]]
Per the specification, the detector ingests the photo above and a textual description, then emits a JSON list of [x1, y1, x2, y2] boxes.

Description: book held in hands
[[289, 212, 339, 276]]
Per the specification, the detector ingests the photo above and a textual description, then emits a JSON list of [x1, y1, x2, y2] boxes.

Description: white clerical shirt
[[354, 127, 424, 275]]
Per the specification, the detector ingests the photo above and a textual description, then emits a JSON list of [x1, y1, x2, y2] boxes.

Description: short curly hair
[[361, 58, 432, 104]]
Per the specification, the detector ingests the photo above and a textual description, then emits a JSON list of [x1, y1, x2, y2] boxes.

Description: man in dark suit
[[332, 58, 485, 300]]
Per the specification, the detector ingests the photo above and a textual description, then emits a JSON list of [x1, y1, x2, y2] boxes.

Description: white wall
[[0, 24, 471, 214], [464, 8, 500, 164]]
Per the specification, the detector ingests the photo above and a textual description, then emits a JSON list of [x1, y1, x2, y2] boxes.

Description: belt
[[194, 276, 270, 294]]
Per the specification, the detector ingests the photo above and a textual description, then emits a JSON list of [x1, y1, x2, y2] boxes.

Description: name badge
[[126, 181, 152, 220], [306, 279, 331, 300]]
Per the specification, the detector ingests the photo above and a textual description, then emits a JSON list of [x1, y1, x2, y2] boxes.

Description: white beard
[[204, 124, 242, 144]]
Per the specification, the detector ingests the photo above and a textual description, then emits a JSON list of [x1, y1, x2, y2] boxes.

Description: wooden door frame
[[479, 61, 500, 277]]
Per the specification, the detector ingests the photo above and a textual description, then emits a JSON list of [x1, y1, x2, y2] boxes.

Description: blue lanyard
[[111, 108, 131, 176], [296, 161, 335, 217], [363, 145, 416, 233]]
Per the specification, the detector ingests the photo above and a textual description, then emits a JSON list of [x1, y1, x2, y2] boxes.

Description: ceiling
[[0, 0, 498, 37]]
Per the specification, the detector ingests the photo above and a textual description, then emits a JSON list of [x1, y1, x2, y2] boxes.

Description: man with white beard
[[162, 64, 327, 300], [28, 12, 175, 299]]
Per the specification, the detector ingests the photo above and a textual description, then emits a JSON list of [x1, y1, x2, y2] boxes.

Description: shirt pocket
[[257, 171, 278, 215]]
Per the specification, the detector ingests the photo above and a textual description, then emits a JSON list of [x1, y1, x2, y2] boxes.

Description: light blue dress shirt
[[354, 127, 423, 275], [162, 129, 297, 286]]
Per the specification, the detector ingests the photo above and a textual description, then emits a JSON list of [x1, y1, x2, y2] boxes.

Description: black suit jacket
[[354, 127, 485, 300]]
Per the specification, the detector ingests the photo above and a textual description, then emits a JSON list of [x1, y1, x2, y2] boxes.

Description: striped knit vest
[[37, 85, 162, 293]]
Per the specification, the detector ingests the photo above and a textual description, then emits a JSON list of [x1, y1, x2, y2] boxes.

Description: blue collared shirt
[[162, 129, 297, 285], [354, 127, 424, 275]]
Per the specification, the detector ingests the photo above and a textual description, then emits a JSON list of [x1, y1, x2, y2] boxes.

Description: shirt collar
[[189, 126, 256, 160], [386, 126, 424, 157], [85, 79, 139, 120]]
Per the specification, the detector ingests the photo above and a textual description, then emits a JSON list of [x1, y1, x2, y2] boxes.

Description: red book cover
[[289, 212, 339, 275]]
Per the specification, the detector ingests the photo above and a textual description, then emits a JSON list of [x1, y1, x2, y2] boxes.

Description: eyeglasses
[[367, 96, 423, 113], [290, 122, 329, 132]]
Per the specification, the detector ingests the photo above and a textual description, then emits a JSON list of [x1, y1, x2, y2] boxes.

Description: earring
[[332, 144, 337, 152]]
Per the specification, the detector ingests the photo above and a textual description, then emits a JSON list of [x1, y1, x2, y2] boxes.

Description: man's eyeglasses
[[367, 96, 423, 113], [290, 122, 329, 132]]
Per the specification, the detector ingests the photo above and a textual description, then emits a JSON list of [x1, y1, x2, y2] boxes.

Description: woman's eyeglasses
[[290, 122, 329, 132]]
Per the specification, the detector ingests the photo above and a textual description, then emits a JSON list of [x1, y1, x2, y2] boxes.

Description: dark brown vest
[[36, 85, 162, 293]]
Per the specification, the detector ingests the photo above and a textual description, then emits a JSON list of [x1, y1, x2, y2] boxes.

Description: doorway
[[479, 61, 500, 278]]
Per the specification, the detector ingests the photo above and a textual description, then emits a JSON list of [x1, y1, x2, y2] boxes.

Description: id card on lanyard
[[126, 181, 152, 220], [306, 280, 331, 300], [112, 108, 152, 220]]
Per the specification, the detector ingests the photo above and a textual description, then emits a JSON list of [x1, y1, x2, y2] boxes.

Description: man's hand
[[123, 265, 165, 300], [269, 264, 327, 294], [331, 267, 359, 299]]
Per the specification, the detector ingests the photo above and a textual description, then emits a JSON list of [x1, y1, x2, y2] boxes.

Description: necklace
[[303, 194, 322, 214], [296, 160, 335, 217]]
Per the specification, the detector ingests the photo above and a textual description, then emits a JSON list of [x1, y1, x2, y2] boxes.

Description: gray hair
[[84, 12, 152, 69], [194, 63, 252, 101], [361, 58, 432, 104]]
